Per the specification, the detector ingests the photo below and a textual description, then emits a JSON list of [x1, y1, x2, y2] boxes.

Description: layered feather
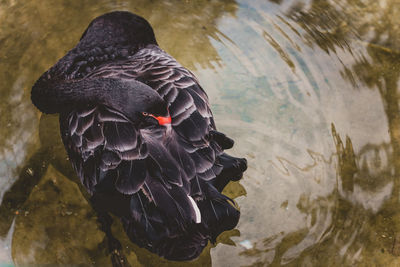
[[51, 29, 244, 261]]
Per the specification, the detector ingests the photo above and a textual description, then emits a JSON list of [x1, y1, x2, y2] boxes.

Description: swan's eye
[[142, 112, 149, 116]]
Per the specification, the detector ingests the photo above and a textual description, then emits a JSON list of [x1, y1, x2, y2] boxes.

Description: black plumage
[[31, 11, 247, 262]]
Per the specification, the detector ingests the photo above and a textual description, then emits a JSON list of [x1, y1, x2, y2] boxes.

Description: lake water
[[1, 0, 400, 266]]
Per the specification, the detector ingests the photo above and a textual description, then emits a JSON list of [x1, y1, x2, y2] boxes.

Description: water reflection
[[230, 0, 400, 265], [242, 124, 395, 266]]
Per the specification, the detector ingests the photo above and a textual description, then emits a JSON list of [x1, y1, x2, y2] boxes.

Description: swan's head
[[108, 79, 170, 128]]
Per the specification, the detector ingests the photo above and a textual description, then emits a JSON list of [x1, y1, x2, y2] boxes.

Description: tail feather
[[122, 174, 240, 260], [213, 153, 248, 192], [196, 179, 240, 241]]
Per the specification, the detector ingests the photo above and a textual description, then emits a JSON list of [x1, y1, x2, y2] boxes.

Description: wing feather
[[61, 106, 148, 195], [115, 159, 147, 194]]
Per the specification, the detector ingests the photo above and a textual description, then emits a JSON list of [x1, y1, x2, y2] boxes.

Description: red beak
[[153, 115, 171, 125]]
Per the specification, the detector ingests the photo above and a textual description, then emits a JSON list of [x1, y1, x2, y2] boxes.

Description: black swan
[[31, 11, 247, 264]]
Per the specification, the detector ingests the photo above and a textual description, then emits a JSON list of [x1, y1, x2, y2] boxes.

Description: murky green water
[[1, 0, 400, 266]]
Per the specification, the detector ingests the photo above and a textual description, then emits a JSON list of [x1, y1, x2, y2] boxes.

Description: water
[[1, 0, 400, 265]]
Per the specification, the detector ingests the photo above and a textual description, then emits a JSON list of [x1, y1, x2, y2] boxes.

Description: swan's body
[[31, 11, 247, 261]]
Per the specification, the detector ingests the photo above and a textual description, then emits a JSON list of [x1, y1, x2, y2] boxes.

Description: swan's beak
[[153, 115, 172, 136], [154, 116, 171, 125]]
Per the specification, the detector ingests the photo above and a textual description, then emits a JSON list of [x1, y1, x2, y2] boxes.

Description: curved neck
[[31, 75, 153, 117]]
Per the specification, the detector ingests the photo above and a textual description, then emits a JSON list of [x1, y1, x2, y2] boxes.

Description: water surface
[[1, 0, 400, 266]]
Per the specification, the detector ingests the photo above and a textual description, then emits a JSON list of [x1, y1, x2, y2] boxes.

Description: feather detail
[[187, 195, 201, 223]]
